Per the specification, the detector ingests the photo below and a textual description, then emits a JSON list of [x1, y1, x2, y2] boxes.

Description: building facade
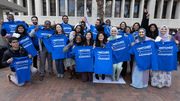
[[3, 0, 180, 29]]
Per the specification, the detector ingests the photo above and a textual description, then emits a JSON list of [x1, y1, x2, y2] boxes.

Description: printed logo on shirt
[[78, 49, 91, 58], [14, 60, 29, 70], [112, 40, 126, 51], [52, 39, 65, 47], [9, 25, 17, 33], [97, 51, 110, 60], [158, 46, 173, 56], [19, 37, 33, 48], [136, 45, 152, 56]]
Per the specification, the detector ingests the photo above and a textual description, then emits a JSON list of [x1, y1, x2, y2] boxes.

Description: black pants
[[121, 55, 133, 76], [33, 46, 39, 68]]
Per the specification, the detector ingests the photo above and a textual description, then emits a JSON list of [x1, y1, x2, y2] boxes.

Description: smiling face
[[138, 29, 145, 38], [44, 21, 51, 29], [95, 20, 100, 27], [76, 36, 82, 43], [134, 24, 140, 31], [62, 16, 69, 24], [98, 33, 104, 42], [10, 40, 19, 49], [120, 23, 126, 30], [160, 26, 167, 35], [7, 14, 14, 21], [56, 25, 62, 34], [32, 18, 38, 25], [76, 26, 81, 33], [125, 27, 131, 33], [111, 29, 117, 36], [85, 32, 92, 41], [18, 26, 25, 34], [150, 25, 156, 32]]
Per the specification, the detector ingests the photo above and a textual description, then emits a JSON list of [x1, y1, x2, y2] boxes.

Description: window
[[50, 0, 56, 16], [68, 0, 75, 16], [115, 0, 121, 17], [14, 0, 18, 15], [32, 0, 35, 15], [124, 0, 130, 18], [144, 0, 148, 9], [23, 0, 27, 15], [105, 0, 113, 17], [42, 0, 46, 16], [134, 0, 140, 18], [154, 0, 159, 18], [86, 0, 92, 17], [59, 0, 65, 16], [171, 1, 177, 19], [162, 1, 168, 19], [77, 0, 84, 17]]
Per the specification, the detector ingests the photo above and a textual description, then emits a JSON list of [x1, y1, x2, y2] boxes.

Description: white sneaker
[[57, 74, 61, 78], [60, 74, 64, 78]]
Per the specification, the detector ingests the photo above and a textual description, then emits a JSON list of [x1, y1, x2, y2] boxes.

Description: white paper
[[155, 36, 162, 42], [93, 74, 126, 84]]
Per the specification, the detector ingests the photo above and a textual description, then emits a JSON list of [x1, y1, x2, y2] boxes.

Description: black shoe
[[102, 74, 105, 80], [95, 74, 99, 80]]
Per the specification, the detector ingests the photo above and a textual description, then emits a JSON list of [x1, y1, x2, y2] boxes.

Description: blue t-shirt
[[121, 33, 135, 44], [61, 23, 73, 36], [1, 21, 28, 34], [118, 30, 123, 35], [133, 31, 138, 40], [35, 29, 55, 53], [19, 35, 38, 57], [27, 25, 43, 47], [72, 46, 94, 72], [90, 25, 98, 40], [10, 56, 32, 84], [49, 35, 69, 60], [93, 47, 113, 75], [104, 25, 111, 37], [66, 42, 74, 58], [106, 37, 131, 64], [83, 28, 88, 37], [129, 41, 158, 71], [155, 41, 179, 71]]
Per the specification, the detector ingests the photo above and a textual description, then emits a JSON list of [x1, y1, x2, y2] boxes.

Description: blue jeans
[[55, 59, 64, 74]]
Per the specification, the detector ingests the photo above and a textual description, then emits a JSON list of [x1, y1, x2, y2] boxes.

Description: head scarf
[[138, 28, 146, 42], [158, 25, 170, 41], [108, 27, 119, 40]]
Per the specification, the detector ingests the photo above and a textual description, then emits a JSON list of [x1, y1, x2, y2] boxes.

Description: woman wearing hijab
[[151, 25, 178, 88], [130, 28, 152, 88], [108, 27, 123, 81]]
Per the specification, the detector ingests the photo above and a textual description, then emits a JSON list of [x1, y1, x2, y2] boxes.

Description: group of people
[[1, 9, 179, 89]]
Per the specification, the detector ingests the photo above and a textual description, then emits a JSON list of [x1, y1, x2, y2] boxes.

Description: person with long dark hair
[[69, 25, 84, 42], [81, 31, 94, 82], [94, 32, 107, 80]]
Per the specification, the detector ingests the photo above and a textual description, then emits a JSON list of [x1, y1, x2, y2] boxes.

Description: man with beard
[[27, 16, 43, 68], [61, 15, 73, 37]]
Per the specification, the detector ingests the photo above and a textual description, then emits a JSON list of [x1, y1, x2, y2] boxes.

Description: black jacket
[[2, 46, 28, 72]]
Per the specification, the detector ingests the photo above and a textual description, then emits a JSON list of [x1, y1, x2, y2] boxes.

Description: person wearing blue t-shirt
[[81, 31, 94, 82], [30, 20, 55, 81], [27, 16, 43, 68], [71, 35, 84, 79], [130, 28, 154, 89], [61, 15, 73, 37], [49, 24, 68, 78], [2, 37, 37, 87], [118, 21, 127, 35], [85, 9, 102, 40], [1, 14, 28, 38], [107, 27, 124, 81], [13, 24, 38, 58], [151, 25, 179, 88], [69, 25, 84, 42], [94, 32, 108, 80], [121, 26, 135, 77]]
